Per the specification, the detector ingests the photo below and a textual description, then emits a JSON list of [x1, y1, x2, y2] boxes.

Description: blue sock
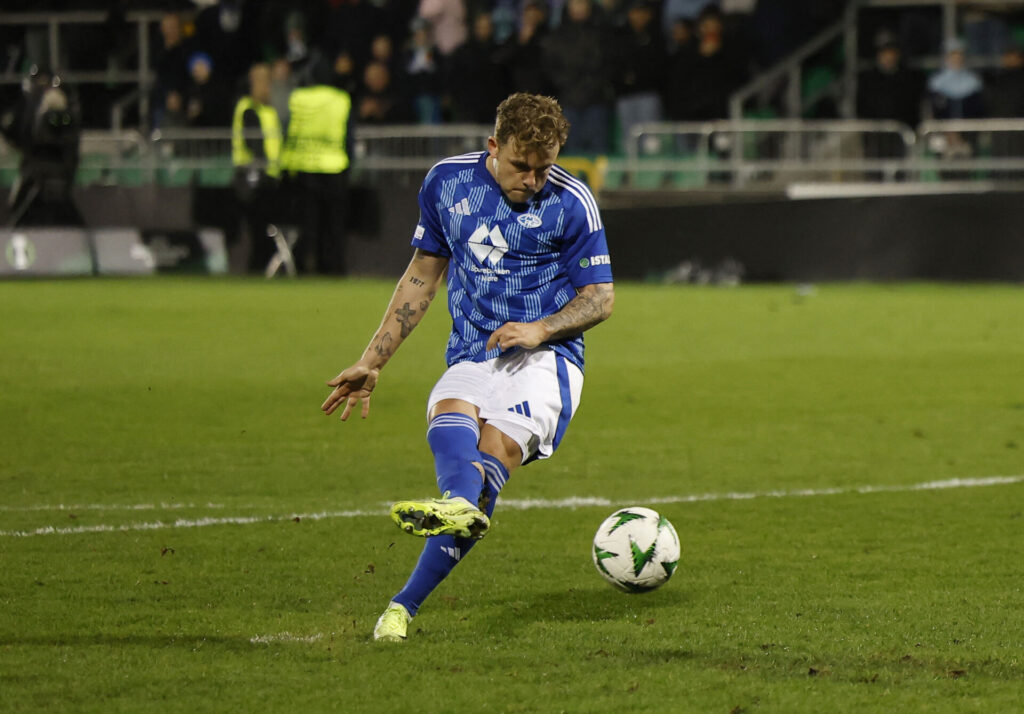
[[393, 454, 509, 616], [427, 413, 484, 505]]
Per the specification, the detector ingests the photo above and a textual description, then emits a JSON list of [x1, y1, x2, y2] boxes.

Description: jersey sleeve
[[561, 221, 614, 287], [411, 171, 451, 256]]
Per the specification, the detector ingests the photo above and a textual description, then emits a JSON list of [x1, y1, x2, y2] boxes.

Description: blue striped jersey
[[412, 151, 613, 372]]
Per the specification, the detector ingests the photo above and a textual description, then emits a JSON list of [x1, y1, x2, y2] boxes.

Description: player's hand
[[321, 364, 380, 420], [486, 321, 549, 352]]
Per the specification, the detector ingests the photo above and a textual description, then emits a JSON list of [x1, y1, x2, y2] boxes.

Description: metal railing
[[729, 0, 1024, 121], [0, 10, 162, 129], [622, 119, 924, 188], [4, 121, 1024, 192]]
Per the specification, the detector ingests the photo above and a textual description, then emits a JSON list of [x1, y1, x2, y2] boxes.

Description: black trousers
[[289, 170, 349, 275], [234, 171, 287, 273]]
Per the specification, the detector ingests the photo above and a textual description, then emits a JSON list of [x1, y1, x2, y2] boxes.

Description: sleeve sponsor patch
[[579, 254, 611, 268]]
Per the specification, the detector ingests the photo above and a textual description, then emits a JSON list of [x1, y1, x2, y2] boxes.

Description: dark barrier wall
[[600, 192, 1024, 282], [4, 186, 1022, 281]]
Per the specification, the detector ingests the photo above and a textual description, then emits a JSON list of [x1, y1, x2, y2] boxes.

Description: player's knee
[[479, 424, 523, 473]]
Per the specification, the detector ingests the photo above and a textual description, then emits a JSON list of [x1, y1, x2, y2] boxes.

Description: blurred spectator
[[446, 12, 508, 122], [152, 11, 195, 129], [543, 0, 615, 153], [405, 18, 444, 123], [357, 60, 412, 123], [370, 33, 402, 78], [984, 44, 1024, 117], [489, 0, 520, 42], [928, 38, 985, 176], [857, 31, 922, 177], [984, 44, 1024, 177], [683, 6, 747, 120], [614, 0, 666, 152], [666, 16, 696, 55], [962, 7, 1013, 59], [280, 56, 355, 274], [194, 0, 257, 88], [857, 31, 922, 128], [330, 50, 360, 94], [231, 63, 284, 273], [0, 69, 83, 226], [416, 0, 468, 57], [184, 52, 234, 127], [495, 0, 552, 96], [324, 0, 386, 70], [662, 17, 696, 159], [284, 10, 312, 67], [662, 0, 718, 38], [927, 38, 985, 119]]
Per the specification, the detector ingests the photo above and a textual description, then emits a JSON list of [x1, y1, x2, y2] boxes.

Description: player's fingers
[[340, 396, 357, 421], [360, 395, 371, 419], [321, 391, 340, 413], [486, 330, 505, 351], [321, 385, 348, 413]]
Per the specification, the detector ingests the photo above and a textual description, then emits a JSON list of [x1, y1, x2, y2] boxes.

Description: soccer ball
[[592, 506, 680, 593]]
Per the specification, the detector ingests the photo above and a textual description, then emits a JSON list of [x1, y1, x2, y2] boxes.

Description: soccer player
[[320, 93, 614, 641]]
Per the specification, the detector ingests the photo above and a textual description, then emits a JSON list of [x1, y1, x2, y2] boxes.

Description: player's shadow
[[485, 583, 687, 627]]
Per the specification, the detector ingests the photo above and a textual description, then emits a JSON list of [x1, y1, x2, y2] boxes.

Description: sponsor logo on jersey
[[516, 213, 542, 228], [578, 254, 610, 268], [468, 224, 508, 266]]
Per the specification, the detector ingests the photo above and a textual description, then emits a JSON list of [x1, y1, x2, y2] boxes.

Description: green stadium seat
[[197, 158, 234, 187]]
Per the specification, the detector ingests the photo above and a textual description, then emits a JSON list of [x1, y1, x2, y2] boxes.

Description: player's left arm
[[486, 281, 615, 352]]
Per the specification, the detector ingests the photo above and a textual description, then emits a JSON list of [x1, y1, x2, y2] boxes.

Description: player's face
[[487, 137, 559, 204]]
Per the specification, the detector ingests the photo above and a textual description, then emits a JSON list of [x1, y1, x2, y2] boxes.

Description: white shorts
[[427, 348, 585, 464]]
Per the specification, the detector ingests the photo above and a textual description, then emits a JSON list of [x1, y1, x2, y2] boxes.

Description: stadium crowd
[[4, 0, 852, 153], [3, 0, 1024, 152]]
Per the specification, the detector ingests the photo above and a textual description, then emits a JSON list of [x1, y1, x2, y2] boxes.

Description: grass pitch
[[1, 278, 1022, 713]]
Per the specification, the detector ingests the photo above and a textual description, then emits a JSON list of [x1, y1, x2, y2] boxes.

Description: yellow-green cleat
[[390, 495, 490, 540], [373, 602, 411, 642]]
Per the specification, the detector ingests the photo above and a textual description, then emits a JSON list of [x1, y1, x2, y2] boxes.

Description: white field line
[[249, 632, 323, 644], [0, 502, 226, 512], [1, 475, 1021, 539]]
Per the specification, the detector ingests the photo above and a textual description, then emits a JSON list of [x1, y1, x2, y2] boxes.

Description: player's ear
[[487, 136, 499, 158]]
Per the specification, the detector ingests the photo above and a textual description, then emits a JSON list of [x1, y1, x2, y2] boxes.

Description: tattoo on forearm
[[395, 302, 417, 338], [541, 285, 613, 339], [374, 331, 394, 359], [409, 276, 425, 287]]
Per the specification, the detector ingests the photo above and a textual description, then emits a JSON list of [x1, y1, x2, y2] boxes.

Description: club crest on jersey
[[516, 213, 542, 229], [468, 224, 508, 266]]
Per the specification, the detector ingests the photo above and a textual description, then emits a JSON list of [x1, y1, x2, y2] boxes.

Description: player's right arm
[[321, 248, 448, 420]]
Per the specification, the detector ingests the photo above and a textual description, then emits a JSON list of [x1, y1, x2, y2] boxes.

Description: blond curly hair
[[493, 93, 570, 154]]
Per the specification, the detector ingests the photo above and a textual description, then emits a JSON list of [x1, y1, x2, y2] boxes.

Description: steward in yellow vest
[[280, 85, 352, 174], [232, 63, 285, 273], [279, 55, 356, 275], [231, 64, 282, 179]]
